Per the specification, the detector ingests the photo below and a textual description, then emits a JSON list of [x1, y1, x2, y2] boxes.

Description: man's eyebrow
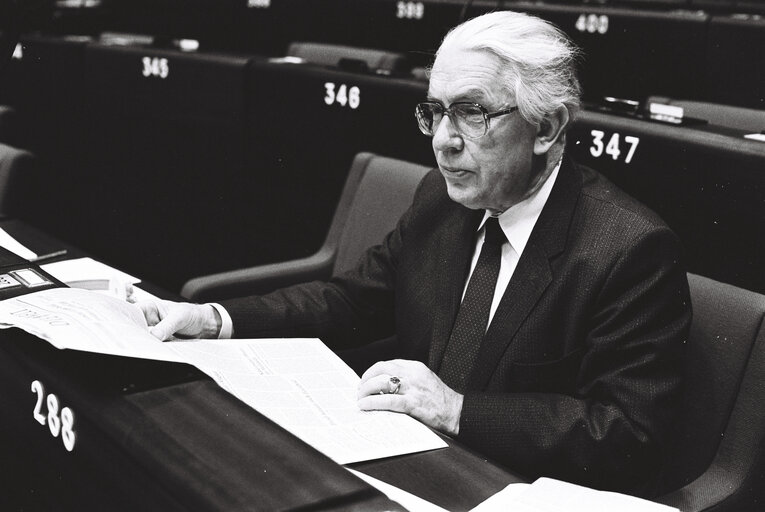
[[427, 88, 491, 105]]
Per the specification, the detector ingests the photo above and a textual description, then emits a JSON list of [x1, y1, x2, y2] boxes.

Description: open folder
[[0, 287, 446, 464]]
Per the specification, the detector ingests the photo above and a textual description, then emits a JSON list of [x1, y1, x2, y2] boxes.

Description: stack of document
[[472, 478, 678, 512], [0, 287, 446, 464]]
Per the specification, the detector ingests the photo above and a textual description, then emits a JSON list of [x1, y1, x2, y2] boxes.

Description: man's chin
[[445, 185, 482, 210]]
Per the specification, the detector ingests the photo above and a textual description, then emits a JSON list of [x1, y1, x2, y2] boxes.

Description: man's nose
[[432, 115, 464, 153]]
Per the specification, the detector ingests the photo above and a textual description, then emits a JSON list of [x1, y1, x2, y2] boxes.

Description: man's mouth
[[440, 166, 470, 178]]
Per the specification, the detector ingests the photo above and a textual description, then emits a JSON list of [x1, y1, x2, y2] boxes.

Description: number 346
[[31, 380, 76, 452]]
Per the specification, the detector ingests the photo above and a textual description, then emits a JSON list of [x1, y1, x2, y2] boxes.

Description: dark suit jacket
[[221, 157, 691, 495]]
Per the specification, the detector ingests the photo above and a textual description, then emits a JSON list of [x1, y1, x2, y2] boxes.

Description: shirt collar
[[477, 158, 561, 257]]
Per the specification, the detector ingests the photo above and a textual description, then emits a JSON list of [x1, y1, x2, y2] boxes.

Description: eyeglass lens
[[417, 103, 487, 139]]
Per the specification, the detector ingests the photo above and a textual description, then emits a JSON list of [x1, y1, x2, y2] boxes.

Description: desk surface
[[0, 219, 522, 511]]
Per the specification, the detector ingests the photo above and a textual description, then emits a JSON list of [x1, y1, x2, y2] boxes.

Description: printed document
[[0, 287, 446, 464], [471, 478, 678, 512], [0, 287, 183, 362]]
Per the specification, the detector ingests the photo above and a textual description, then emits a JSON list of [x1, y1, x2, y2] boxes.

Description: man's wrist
[[203, 304, 223, 338], [207, 303, 234, 338], [448, 392, 464, 436]]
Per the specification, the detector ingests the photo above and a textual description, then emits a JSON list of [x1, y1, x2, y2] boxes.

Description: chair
[[657, 274, 765, 511], [0, 142, 34, 218], [0, 105, 17, 145], [241, 58, 432, 292], [181, 152, 431, 302]]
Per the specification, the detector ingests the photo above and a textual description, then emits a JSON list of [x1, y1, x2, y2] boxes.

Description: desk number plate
[[31, 380, 76, 452]]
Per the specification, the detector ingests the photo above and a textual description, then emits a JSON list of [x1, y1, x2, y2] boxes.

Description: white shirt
[[213, 160, 561, 339], [463, 161, 560, 328]]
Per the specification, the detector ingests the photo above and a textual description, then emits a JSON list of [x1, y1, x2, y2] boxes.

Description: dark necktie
[[438, 216, 506, 393]]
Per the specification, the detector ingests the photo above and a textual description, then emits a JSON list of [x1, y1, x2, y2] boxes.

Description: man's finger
[[148, 311, 186, 341], [360, 360, 402, 382], [137, 300, 161, 326], [357, 374, 397, 399], [357, 393, 407, 413]]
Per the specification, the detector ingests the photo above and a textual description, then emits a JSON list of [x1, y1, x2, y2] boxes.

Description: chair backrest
[[0, 142, 34, 217], [178, 152, 432, 302], [660, 273, 765, 509], [0, 105, 17, 146], [329, 152, 431, 276]]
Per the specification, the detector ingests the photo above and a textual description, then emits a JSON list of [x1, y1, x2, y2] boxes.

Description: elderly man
[[141, 11, 691, 496]]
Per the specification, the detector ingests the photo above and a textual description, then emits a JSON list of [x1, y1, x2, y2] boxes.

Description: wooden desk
[[0, 219, 523, 511]]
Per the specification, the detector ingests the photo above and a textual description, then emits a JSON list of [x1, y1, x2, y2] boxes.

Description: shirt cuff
[[208, 302, 233, 339]]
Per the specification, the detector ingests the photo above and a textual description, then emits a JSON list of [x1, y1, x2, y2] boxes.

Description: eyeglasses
[[415, 101, 519, 140]]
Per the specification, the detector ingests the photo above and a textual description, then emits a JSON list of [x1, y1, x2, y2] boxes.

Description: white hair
[[435, 11, 582, 127]]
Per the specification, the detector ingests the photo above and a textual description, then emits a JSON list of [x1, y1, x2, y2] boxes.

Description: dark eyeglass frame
[[415, 101, 519, 140]]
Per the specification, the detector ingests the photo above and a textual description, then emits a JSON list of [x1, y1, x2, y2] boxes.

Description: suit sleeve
[[457, 226, 691, 496]]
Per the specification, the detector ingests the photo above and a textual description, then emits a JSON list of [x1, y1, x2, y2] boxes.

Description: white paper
[[0, 288, 182, 362], [0, 287, 447, 464], [0, 227, 37, 260], [347, 468, 448, 512], [469, 483, 531, 511], [165, 337, 448, 464], [41, 257, 140, 286], [472, 478, 678, 512]]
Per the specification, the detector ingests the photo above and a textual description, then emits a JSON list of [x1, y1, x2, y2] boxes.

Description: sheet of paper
[[0, 227, 37, 260], [469, 483, 531, 511], [476, 478, 678, 512], [166, 337, 448, 464], [0, 287, 447, 465], [0, 288, 182, 362], [347, 468, 448, 512], [41, 257, 140, 285]]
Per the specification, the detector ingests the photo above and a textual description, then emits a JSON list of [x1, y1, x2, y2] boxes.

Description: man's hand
[[138, 299, 222, 340], [357, 359, 464, 436]]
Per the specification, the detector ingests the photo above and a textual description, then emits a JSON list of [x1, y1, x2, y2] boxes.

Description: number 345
[[31, 380, 76, 452]]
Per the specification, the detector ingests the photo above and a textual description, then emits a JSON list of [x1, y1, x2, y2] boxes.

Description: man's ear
[[533, 106, 570, 155]]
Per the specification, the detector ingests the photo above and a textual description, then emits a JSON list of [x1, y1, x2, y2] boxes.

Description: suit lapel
[[466, 157, 583, 390], [427, 206, 483, 372]]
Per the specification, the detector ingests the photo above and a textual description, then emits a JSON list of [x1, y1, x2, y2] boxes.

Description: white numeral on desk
[[324, 83, 361, 109], [589, 130, 640, 164], [142, 57, 169, 79], [31, 380, 46, 425], [31, 380, 77, 452], [575, 14, 609, 34], [396, 1, 424, 19]]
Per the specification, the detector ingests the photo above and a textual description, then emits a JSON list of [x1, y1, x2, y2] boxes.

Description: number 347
[[589, 130, 640, 164], [31, 380, 76, 452]]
